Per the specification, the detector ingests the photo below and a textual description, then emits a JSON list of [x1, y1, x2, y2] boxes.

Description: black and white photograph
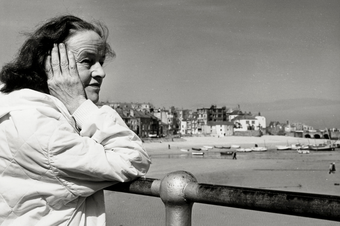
[[0, 1, 339, 225]]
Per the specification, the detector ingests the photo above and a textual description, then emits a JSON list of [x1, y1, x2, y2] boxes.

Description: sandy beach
[[105, 135, 340, 226], [143, 135, 335, 154]]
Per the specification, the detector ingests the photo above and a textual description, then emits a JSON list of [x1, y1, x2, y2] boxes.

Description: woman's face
[[65, 30, 107, 103]]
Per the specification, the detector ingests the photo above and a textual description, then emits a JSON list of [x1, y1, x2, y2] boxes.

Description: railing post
[[160, 171, 197, 226]]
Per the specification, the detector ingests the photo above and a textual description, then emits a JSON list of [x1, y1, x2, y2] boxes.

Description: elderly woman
[[0, 15, 151, 226]]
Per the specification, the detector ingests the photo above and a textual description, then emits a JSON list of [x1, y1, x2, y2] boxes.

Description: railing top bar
[[106, 177, 340, 201], [196, 182, 340, 200], [184, 182, 340, 221], [105, 172, 340, 222], [106, 178, 161, 197]]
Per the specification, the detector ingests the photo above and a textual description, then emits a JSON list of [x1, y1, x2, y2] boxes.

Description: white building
[[180, 121, 187, 135], [232, 115, 257, 132], [202, 121, 234, 137], [255, 115, 266, 129]]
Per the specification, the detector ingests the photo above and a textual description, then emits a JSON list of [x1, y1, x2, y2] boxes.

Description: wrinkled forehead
[[65, 30, 106, 55]]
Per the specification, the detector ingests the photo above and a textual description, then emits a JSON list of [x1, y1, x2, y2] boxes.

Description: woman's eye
[[81, 59, 92, 64], [79, 58, 94, 66]]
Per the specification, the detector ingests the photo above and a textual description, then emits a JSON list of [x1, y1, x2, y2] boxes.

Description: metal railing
[[106, 171, 340, 226]]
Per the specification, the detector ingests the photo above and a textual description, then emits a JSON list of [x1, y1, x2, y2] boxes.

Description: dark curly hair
[[0, 15, 115, 94]]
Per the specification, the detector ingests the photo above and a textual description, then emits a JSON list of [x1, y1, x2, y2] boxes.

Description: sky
[[0, 0, 339, 129]]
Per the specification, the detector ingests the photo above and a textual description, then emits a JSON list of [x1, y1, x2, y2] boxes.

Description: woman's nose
[[91, 62, 106, 78]]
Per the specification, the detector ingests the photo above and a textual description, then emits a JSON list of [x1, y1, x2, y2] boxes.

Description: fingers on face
[[58, 43, 69, 70], [49, 43, 77, 76], [45, 55, 53, 78], [68, 50, 78, 75], [51, 44, 60, 73]]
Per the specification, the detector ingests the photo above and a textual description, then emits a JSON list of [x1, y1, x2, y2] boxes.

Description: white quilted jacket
[[0, 88, 151, 226]]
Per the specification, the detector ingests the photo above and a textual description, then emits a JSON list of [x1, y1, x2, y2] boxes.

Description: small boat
[[251, 147, 267, 152], [220, 151, 233, 155], [277, 140, 291, 150], [276, 145, 291, 151], [215, 145, 231, 149], [203, 146, 213, 149], [309, 143, 335, 151], [236, 148, 252, 152], [201, 147, 209, 151], [231, 145, 240, 149], [180, 149, 189, 152], [298, 150, 310, 154], [291, 143, 309, 150], [192, 147, 202, 151], [192, 151, 204, 156]]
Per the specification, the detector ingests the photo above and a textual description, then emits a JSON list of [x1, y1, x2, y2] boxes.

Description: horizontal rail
[[184, 183, 340, 221], [106, 171, 340, 225], [107, 177, 160, 197]]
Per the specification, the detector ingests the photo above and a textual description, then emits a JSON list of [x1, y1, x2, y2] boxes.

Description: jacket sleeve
[[48, 100, 151, 196]]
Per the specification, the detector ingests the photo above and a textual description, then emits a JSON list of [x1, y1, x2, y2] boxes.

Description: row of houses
[[267, 121, 315, 135], [97, 102, 168, 138], [97, 102, 268, 138], [181, 105, 266, 137]]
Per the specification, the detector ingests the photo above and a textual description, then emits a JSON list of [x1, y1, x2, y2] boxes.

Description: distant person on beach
[[232, 151, 237, 160], [0, 15, 151, 225], [329, 163, 336, 174]]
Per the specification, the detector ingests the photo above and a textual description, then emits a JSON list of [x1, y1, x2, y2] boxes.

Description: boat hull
[[309, 146, 334, 151], [192, 152, 204, 155], [276, 146, 291, 151], [236, 148, 252, 152], [252, 147, 268, 152], [298, 150, 310, 154], [220, 151, 233, 155], [192, 148, 202, 151], [180, 149, 189, 152]]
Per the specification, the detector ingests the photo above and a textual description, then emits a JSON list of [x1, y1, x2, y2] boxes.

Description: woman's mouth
[[89, 83, 100, 88]]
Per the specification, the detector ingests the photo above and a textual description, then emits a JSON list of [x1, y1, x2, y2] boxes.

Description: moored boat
[[291, 143, 309, 150], [192, 151, 204, 156], [231, 145, 240, 149], [309, 143, 335, 151], [251, 147, 267, 152], [180, 149, 189, 152], [220, 151, 233, 155], [297, 150, 310, 154], [192, 147, 202, 151], [236, 148, 252, 152], [215, 145, 231, 149], [276, 145, 291, 151]]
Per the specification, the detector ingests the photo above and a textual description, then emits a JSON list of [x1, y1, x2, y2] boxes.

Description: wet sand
[[105, 135, 340, 226]]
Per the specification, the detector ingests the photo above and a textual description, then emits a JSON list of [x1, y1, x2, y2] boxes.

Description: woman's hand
[[45, 43, 87, 114]]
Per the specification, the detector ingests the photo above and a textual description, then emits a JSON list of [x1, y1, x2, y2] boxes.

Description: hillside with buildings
[[97, 102, 339, 140]]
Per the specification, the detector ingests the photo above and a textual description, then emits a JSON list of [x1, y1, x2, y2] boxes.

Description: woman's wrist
[[66, 96, 87, 115], [72, 99, 99, 129]]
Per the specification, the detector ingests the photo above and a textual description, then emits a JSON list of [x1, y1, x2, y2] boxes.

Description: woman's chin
[[86, 92, 100, 103]]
